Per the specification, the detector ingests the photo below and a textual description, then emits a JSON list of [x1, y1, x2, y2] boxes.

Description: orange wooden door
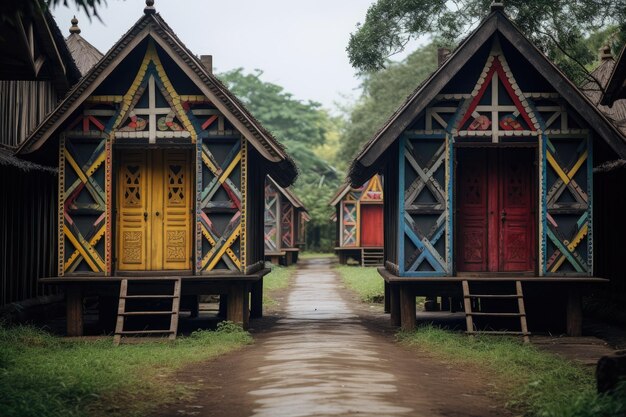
[[360, 204, 383, 247]]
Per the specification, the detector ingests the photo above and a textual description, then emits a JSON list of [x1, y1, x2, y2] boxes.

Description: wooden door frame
[[453, 143, 539, 276], [112, 144, 195, 276]]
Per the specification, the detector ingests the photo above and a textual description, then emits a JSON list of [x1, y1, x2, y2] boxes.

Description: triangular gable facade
[[331, 175, 384, 248], [26, 9, 295, 277], [264, 177, 307, 253], [348, 8, 626, 278]]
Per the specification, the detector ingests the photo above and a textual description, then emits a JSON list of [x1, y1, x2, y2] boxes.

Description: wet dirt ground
[[155, 258, 511, 417]]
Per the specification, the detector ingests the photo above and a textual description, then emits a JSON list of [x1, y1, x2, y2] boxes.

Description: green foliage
[[263, 264, 296, 306], [399, 326, 626, 417], [336, 265, 385, 303], [0, 325, 252, 417], [0, 0, 106, 24], [340, 43, 439, 158], [347, 0, 626, 84], [218, 68, 343, 251]]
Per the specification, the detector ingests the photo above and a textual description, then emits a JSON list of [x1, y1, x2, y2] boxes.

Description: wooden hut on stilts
[[15, 1, 296, 340], [264, 177, 308, 265], [330, 174, 384, 266], [0, 6, 81, 311], [347, 2, 626, 338]]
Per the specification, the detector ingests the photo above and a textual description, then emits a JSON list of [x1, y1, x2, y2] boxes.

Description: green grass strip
[[0, 323, 252, 417], [399, 325, 626, 417], [335, 265, 384, 303]]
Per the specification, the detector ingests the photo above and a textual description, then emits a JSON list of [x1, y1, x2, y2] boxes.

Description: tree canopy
[[1, 0, 106, 23], [347, 0, 626, 84], [340, 43, 438, 159], [218, 69, 343, 250]]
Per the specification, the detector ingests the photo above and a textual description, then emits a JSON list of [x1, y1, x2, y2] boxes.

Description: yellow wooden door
[[117, 150, 192, 271]]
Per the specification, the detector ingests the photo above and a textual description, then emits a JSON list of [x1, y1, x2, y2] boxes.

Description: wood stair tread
[[121, 295, 178, 299], [465, 294, 522, 298], [120, 311, 178, 316], [114, 278, 181, 346], [116, 329, 175, 335], [468, 312, 525, 317]]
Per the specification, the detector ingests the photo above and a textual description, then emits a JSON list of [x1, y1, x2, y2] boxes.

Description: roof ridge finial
[[69, 15, 81, 34], [490, 1, 505, 12], [599, 44, 613, 61], [144, 0, 156, 15]]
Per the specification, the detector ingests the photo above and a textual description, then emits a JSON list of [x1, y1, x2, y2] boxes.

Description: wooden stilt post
[[66, 286, 84, 337], [384, 281, 390, 313], [218, 294, 228, 318], [390, 284, 401, 326], [400, 285, 417, 331], [566, 288, 582, 337], [226, 283, 250, 329], [250, 278, 263, 318], [189, 295, 199, 318]]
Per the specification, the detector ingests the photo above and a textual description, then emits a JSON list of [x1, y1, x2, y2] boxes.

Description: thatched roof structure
[[0, 146, 56, 173], [65, 17, 104, 76], [581, 46, 626, 138]]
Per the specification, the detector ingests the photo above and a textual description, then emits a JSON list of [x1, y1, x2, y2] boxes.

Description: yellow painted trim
[[219, 152, 241, 184], [206, 226, 241, 271], [64, 225, 105, 271], [65, 224, 106, 269], [546, 152, 569, 184], [569, 150, 588, 179], [65, 149, 89, 185]]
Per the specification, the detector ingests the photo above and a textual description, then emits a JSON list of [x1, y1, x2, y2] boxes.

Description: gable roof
[[348, 9, 626, 186], [17, 10, 297, 187], [581, 47, 626, 138], [601, 43, 626, 105], [268, 176, 307, 211], [65, 20, 104, 76], [0, 7, 81, 92], [329, 174, 383, 207]]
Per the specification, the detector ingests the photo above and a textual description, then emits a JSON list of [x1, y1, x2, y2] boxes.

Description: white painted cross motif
[[134, 75, 171, 143]]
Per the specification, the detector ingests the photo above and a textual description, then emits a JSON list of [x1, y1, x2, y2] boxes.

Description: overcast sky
[[51, 0, 421, 111]]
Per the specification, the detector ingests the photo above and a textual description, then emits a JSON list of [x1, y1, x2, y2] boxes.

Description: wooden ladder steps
[[114, 278, 181, 346], [362, 248, 384, 267], [462, 280, 530, 343]]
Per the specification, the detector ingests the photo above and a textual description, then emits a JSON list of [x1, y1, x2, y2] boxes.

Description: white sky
[[51, 0, 421, 111]]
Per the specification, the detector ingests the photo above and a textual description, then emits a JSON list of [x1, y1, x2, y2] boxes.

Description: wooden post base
[[66, 286, 84, 337], [226, 283, 249, 329], [384, 282, 390, 313], [218, 294, 227, 318], [390, 284, 401, 327], [250, 278, 263, 319], [400, 286, 416, 331], [566, 289, 582, 337]]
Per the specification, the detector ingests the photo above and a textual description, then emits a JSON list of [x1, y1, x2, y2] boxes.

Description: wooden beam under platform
[[41, 270, 270, 335], [378, 268, 607, 336]]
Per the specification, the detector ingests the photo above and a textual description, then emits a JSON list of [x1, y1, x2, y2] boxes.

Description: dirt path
[[156, 258, 510, 417]]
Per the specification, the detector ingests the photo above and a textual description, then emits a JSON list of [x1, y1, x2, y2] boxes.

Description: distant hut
[[0, 8, 81, 309], [329, 175, 384, 266], [582, 45, 626, 303], [65, 16, 104, 76], [347, 3, 626, 337], [264, 177, 308, 265], [15, 2, 296, 338]]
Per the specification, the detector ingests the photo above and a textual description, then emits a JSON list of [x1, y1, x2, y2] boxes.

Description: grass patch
[[0, 322, 252, 417], [335, 265, 384, 303], [399, 325, 626, 417], [263, 264, 296, 306]]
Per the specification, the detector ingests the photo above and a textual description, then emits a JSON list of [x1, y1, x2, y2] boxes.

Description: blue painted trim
[[398, 136, 406, 275], [541, 133, 548, 275], [401, 271, 449, 277], [405, 225, 445, 272], [587, 133, 593, 275], [447, 135, 454, 276]]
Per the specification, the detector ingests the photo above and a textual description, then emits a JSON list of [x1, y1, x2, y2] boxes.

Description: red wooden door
[[360, 204, 383, 247], [499, 149, 535, 272], [457, 149, 489, 272], [457, 149, 535, 273]]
